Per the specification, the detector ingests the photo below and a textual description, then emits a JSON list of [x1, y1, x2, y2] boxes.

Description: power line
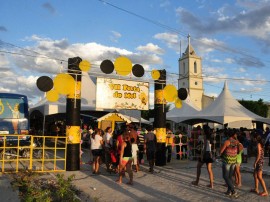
[[97, 0, 270, 67], [97, 0, 187, 37], [0, 50, 67, 63], [1, 48, 270, 84]]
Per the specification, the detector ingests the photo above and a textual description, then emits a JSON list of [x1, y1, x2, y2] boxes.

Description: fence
[[173, 130, 223, 161], [0, 135, 67, 173]]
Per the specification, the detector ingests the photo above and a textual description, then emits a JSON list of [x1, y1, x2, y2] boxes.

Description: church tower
[[178, 35, 204, 110]]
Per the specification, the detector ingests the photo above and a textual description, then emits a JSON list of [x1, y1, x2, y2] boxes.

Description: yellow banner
[[155, 128, 166, 143], [66, 125, 81, 144]]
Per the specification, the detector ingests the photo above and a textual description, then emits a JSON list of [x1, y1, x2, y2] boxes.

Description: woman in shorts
[[116, 130, 133, 185], [192, 126, 214, 188], [91, 128, 103, 174], [250, 133, 268, 196]]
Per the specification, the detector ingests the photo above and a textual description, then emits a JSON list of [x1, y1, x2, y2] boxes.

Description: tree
[[239, 99, 268, 118]]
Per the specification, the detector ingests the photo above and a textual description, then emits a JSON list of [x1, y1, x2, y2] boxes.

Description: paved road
[[62, 150, 270, 202], [1, 147, 270, 202]]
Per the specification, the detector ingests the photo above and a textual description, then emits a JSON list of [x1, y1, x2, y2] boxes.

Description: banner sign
[[96, 78, 149, 110]]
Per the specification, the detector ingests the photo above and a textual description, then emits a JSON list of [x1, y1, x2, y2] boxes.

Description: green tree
[[239, 98, 268, 118]]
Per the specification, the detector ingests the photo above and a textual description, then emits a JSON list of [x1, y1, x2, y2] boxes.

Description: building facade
[[178, 35, 214, 110]]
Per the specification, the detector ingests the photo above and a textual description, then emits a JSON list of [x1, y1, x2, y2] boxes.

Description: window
[[194, 62, 197, 73], [195, 81, 198, 85]]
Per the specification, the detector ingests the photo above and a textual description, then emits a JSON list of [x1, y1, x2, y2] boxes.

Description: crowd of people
[[80, 123, 159, 184], [191, 125, 269, 198], [80, 122, 270, 197]]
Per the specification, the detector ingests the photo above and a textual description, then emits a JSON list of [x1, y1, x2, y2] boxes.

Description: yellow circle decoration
[[175, 98, 182, 108], [79, 60, 91, 72], [46, 89, 59, 102], [151, 70, 160, 80], [163, 84, 177, 102], [114, 56, 132, 76], [54, 73, 75, 95]]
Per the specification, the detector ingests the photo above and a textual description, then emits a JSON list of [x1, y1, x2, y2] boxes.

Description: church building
[[178, 35, 214, 110]]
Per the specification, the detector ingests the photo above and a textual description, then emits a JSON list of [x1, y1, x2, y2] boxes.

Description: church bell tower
[[178, 35, 204, 110]]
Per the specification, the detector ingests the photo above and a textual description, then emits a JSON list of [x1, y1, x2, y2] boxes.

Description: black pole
[[66, 57, 82, 171], [154, 69, 166, 166]]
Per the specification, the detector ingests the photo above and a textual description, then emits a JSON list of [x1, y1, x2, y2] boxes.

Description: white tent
[[166, 97, 200, 123], [181, 81, 270, 125], [166, 81, 270, 126]]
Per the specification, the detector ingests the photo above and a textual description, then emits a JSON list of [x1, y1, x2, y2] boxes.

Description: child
[[131, 138, 139, 172], [235, 137, 243, 187]]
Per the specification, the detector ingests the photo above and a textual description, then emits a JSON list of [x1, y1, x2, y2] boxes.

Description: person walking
[[191, 126, 214, 188], [90, 128, 104, 174], [165, 129, 174, 163], [144, 126, 156, 173], [250, 133, 268, 196], [175, 126, 182, 160], [103, 127, 113, 172], [131, 137, 139, 172], [137, 127, 146, 165], [220, 129, 242, 197], [116, 130, 133, 185], [235, 136, 244, 187]]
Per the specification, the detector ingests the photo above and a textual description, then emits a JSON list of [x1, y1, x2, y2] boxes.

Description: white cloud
[[160, 0, 170, 8], [110, 31, 122, 42], [136, 43, 165, 55], [224, 58, 235, 64], [239, 87, 262, 92], [204, 66, 225, 74], [3, 36, 165, 104], [154, 32, 179, 50], [238, 67, 246, 72], [0, 54, 10, 67], [210, 59, 222, 63], [196, 37, 226, 54], [175, 4, 270, 49], [216, 6, 230, 21]]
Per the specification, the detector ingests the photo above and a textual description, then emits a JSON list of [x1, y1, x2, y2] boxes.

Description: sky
[[1, 0, 270, 107]]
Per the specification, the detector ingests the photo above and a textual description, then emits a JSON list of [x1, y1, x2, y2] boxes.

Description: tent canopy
[[97, 112, 132, 131], [167, 81, 270, 126], [166, 97, 200, 123], [97, 112, 132, 123]]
